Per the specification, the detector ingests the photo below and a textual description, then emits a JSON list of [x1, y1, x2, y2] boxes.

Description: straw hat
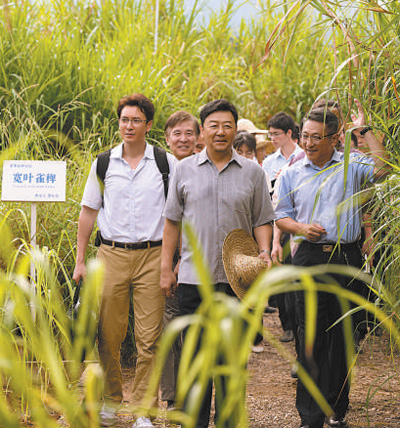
[[222, 229, 268, 300], [237, 118, 272, 151], [237, 118, 268, 135]]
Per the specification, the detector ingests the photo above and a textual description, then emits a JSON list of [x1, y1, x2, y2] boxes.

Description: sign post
[[1, 160, 67, 304]]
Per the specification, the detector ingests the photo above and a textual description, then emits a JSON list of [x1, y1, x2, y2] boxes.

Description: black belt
[[99, 235, 162, 250], [302, 240, 359, 253]]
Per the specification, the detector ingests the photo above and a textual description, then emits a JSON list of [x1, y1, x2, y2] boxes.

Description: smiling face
[[165, 120, 197, 160], [302, 120, 337, 168], [202, 110, 237, 158], [119, 105, 152, 146]]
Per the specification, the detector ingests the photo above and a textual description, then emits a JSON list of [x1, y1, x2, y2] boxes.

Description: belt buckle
[[147, 241, 151, 249], [322, 244, 333, 253]]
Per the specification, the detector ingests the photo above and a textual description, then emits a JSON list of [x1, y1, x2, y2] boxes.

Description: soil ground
[[112, 311, 400, 428]]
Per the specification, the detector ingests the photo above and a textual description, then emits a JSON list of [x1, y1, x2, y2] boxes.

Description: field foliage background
[[0, 0, 400, 426]]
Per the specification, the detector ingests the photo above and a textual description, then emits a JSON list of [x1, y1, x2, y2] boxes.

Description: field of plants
[[0, 0, 400, 427]]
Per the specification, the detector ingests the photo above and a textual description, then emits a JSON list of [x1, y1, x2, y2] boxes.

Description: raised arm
[[72, 205, 99, 282], [352, 98, 389, 178]]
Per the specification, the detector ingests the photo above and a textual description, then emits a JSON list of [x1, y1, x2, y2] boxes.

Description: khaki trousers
[[97, 244, 164, 407]]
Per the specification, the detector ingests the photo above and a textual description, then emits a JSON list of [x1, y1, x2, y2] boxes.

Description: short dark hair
[[233, 130, 257, 153], [302, 107, 339, 135], [164, 111, 200, 137], [292, 123, 300, 142], [199, 99, 238, 126], [117, 94, 155, 121], [267, 112, 296, 133]]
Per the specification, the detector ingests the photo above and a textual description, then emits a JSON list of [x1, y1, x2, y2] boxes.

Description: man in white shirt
[[262, 112, 302, 343], [262, 111, 303, 188], [73, 94, 176, 428]]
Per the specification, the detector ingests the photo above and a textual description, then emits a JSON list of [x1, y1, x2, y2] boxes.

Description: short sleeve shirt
[[164, 149, 276, 284], [81, 142, 177, 242]]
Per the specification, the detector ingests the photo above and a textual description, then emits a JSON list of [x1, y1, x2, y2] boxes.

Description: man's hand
[[258, 251, 273, 270], [173, 259, 180, 278], [271, 242, 283, 265], [73, 261, 86, 283], [351, 98, 366, 128], [304, 223, 327, 242], [160, 269, 177, 298]]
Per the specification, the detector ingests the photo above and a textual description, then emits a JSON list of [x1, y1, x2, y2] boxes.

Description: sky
[[184, 0, 265, 27]]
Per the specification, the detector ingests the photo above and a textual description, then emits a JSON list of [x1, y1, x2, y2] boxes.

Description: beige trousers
[[97, 244, 164, 407]]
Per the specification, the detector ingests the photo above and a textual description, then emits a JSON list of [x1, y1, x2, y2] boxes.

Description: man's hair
[[199, 99, 238, 126], [233, 131, 257, 153], [312, 98, 342, 112], [292, 123, 300, 142], [302, 107, 340, 135], [267, 112, 296, 133], [312, 98, 343, 123], [117, 94, 155, 121], [164, 111, 200, 137]]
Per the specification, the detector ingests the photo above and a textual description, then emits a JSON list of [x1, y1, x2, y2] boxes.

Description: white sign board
[[2, 160, 66, 202]]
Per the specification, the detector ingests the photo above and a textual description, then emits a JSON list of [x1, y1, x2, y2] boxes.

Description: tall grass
[[0, 221, 103, 426], [0, 0, 400, 425]]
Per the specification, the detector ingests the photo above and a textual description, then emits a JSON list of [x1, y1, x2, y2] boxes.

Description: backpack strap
[[153, 145, 170, 199], [95, 146, 169, 203], [96, 149, 111, 205]]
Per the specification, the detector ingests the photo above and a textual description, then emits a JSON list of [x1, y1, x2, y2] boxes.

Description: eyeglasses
[[120, 117, 148, 125], [300, 132, 337, 143], [267, 131, 285, 138]]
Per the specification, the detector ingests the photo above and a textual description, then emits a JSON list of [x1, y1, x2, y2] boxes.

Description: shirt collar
[[197, 147, 243, 167], [113, 142, 153, 159], [277, 145, 302, 160], [304, 148, 341, 169]]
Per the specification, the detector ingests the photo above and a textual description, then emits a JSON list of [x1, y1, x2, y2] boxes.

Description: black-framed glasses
[[300, 132, 337, 143], [120, 117, 148, 125]]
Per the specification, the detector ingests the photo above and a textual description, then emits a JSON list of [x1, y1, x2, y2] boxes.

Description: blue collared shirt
[[275, 150, 375, 243], [164, 148, 275, 284], [262, 145, 303, 181]]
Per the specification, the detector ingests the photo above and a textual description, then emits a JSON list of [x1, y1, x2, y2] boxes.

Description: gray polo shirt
[[164, 148, 275, 285]]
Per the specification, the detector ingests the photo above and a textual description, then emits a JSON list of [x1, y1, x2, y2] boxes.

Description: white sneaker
[[99, 404, 117, 427], [132, 416, 155, 428], [252, 345, 264, 353]]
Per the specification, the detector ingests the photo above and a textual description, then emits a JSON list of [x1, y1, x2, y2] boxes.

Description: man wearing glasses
[[73, 94, 176, 428], [262, 111, 303, 189], [275, 107, 388, 428]]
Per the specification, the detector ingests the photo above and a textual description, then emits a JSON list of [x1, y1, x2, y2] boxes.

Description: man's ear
[[331, 134, 339, 148], [146, 120, 153, 133]]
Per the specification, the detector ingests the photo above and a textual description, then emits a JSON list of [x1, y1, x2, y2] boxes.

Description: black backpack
[[96, 145, 170, 200]]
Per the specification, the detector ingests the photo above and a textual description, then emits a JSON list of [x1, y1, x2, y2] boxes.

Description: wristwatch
[[359, 126, 372, 136]]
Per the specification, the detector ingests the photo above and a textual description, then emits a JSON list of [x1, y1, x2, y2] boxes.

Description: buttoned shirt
[[164, 149, 275, 284], [262, 144, 303, 181], [275, 150, 374, 243], [81, 142, 176, 242]]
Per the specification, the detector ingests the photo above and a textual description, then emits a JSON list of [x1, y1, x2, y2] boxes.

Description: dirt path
[[113, 312, 400, 428]]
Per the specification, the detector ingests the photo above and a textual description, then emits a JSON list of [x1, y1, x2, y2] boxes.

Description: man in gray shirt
[[160, 99, 275, 428]]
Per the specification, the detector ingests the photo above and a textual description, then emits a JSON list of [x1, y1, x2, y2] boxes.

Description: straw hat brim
[[222, 229, 268, 300], [237, 118, 269, 135]]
